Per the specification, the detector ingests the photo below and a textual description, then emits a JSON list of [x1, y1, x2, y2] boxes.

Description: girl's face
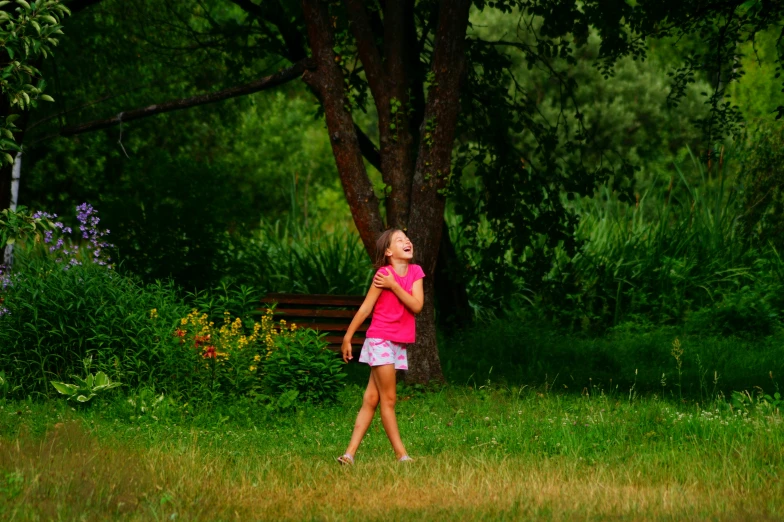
[[385, 231, 414, 262]]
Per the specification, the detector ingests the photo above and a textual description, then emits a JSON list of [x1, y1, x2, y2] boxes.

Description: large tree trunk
[[405, 0, 472, 384], [302, 0, 471, 383]]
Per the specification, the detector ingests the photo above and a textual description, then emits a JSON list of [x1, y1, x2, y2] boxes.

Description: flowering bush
[[171, 308, 299, 398], [170, 308, 345, 403], [32, 203, 113, 267]]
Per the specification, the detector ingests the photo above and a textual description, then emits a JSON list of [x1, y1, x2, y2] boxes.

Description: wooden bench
[[259, 293, 369, 353]]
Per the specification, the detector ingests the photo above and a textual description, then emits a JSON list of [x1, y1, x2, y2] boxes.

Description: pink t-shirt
[[366, 264, 425, 344]]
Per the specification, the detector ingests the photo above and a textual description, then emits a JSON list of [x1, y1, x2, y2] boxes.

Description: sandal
[[336, 453, 354, 465]]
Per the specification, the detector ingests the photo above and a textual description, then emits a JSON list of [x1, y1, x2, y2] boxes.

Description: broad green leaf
[[39, 94, 54, 102], [51, 381, 78, 396], [16, 0, 31, 10], [69, 374, 89, 388], [93, 371, 108, 387], [93, 382, 121, 392], [75, 394, 95, 403]]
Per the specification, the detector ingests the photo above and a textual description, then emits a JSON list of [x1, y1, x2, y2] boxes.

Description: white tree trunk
[[3, 149, 22, 268]]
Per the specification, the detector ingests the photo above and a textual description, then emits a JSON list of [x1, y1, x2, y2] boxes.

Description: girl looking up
[[337, 229, 425, 464]]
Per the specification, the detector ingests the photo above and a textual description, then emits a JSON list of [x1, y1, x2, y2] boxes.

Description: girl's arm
[[373, 271, 424, 314], [341, 285, 383, 362]]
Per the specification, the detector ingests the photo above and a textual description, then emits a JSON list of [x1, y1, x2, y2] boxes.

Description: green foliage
[[263, 328, 345, 404], [440, 316, 784, 397], [50, 356, 122, 403], [731, 389, 783, 415], [0, 371, 21, 398], [0, 204, 54, 247], [24, 86, 350, 290], [735, 122, 784, 250], [0, 0, 69, 160], [512, 146, 784, 331], [0, 251, 190, 397], [225, 219, 373, 295], [186, 283, 262, 325]]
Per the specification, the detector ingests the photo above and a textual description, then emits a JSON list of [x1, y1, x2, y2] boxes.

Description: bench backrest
[[260, 293, 369, 351]]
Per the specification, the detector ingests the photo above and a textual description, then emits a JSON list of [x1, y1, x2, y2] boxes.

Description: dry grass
[[1, 420, 781, 521]]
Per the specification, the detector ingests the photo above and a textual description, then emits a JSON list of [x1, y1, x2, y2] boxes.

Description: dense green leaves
[[0, 0, 69, 160], [264, 328, 346, 404], [0, 252, 190, 397]]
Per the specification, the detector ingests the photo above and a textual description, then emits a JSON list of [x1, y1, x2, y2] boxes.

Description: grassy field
[[0, 383, 782, 521]]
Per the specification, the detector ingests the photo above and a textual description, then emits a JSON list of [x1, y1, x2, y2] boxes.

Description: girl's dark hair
[[374, 228, 403, 269]]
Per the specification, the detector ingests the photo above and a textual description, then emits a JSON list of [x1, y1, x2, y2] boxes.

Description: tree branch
[[355, 124, 381, 171], [344, 0, 388, 102], [60, 59, 312, 137], [230, 0, 307, 62]]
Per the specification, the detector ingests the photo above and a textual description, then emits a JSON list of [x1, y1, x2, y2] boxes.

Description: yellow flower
[[149, 308, 158, 319], [249, 365, 257, 372]]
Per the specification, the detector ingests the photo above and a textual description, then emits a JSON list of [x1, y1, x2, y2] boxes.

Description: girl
[[337, 229, 425, 464]]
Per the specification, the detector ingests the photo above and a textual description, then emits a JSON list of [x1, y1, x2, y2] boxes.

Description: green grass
[[0, 384, 781, 521]]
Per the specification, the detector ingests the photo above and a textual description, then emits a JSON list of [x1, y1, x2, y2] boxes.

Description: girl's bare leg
[[371, 364, 408, 459], [344, 371, 380, 457]]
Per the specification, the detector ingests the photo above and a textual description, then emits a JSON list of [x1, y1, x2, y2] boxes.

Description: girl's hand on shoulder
[[373, 268, 397, 290], [341, 338, 353, 363]]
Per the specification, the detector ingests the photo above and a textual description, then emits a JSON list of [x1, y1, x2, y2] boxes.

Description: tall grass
[[225, 220, 373, 295], [550, 149, 784, 331]]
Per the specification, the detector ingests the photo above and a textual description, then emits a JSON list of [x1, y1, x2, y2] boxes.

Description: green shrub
[[440, 315, 784, 395], [685, 286, 781, 338], [263, 328, 345, 403], [0, 253, 190, 398]]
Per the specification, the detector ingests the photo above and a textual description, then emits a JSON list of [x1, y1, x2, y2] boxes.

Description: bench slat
[[261, 293, 365, 306], [266, 308, 361, 319], [261, 293, 368, 356]]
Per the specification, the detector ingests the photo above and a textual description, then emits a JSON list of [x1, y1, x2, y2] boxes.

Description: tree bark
[[300, 0, 384, 255], [406, 0, 472, 384], [3, 150, 22, 267], [0, 105, 30, 212], [344, 0, 417, 230]]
